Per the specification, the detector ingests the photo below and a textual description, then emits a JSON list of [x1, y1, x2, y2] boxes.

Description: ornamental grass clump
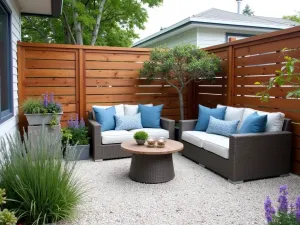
[[264, 185, 300, 224], [0, 127, 84, 225]]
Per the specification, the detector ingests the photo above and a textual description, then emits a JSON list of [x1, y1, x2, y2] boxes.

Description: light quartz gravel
[[60, 154, 300, 225]]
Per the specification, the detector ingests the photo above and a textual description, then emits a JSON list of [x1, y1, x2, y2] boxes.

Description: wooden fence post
[[78, 49, 86, 120], [227, 45, 234, 106]]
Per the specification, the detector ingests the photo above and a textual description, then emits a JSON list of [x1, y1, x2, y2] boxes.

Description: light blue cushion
[[138, 104, 163, 128], [206, 116, 239, 137], [93, 106, 116, 131], [239, 112, 267, 134], [115, 113, 143, 130], [194, 105, 227, 131]]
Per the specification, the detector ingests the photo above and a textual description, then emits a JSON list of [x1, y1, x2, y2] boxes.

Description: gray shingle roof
[[193, 8, 299, 27]]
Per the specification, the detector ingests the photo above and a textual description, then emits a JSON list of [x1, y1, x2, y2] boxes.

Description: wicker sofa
[[88, 112, 175, 161], [179, 106, 292, 183]]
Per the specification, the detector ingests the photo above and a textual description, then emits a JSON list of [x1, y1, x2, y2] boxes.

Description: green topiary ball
[[134, 131, 149, 140]]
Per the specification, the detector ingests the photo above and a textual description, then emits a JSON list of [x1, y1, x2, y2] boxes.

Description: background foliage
[[22, 0, 162, 46]]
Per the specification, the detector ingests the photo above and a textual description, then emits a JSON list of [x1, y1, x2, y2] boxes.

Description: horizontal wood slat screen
[[203, 26, 300, 175], [17, 43, 186, 129]]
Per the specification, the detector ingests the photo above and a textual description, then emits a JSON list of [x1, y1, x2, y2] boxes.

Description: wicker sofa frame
[[88, 112, 175, 161], [179, 119, 292, 183]]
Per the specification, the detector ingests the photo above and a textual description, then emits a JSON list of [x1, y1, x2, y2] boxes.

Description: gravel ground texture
[[59, 153, 300, 225]]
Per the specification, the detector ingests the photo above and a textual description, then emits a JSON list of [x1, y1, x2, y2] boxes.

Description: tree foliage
[[256, 49, 300, 101], [139, 44, 221, 120], [283, 12, 300, 23], [21, 0, 162, 46], [243, 4, 254, 16]]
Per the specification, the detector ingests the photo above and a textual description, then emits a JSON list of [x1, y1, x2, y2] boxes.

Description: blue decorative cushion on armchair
[[194, 105, 227, 131], [138, 104, 163, 128], [206, 116, 239, 137], [239, 112, 267, 134], [93, 106, 116, 131]]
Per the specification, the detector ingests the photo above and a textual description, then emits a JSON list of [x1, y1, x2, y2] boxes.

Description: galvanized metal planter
[[135, 139, 146, 145], [66, 145, 90, 160], [24, 113, 63, 125]]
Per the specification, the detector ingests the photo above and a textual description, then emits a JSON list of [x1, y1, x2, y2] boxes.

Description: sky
[[135, 0, 299, 41]]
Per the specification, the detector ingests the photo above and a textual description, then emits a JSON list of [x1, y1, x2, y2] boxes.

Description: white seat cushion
[[101, 130, 133, 144], [202, 134, 229, 159], [182, 131, 229, 159], [92, 104, 124, 120], [241, 108, 285, 132], [129, 128, 169, 139], [181, 131, 210, 148], [124, 104, 153, 116], [217, 104, 245, 129]]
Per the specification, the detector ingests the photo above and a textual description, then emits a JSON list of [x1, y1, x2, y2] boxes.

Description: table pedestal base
[[129, 153, 175, 184]]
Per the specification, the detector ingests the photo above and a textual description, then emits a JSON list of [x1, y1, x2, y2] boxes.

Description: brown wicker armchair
[[88, 112, 175, 161], [179, 118, 292, 183]]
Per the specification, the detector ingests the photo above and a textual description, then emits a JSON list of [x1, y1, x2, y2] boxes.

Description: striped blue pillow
[[115, 113, 143, 131]]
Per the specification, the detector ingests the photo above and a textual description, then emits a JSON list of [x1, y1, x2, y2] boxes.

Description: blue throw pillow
[[138, 104, 163, 128], [239, 112, 267, 134], [194, 105, 227, 131], [206, 116, 239, 137], [93, 106, 116, 131], [115, 113, 143, 130]]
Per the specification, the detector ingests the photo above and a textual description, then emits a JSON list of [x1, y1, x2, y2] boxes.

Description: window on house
[[0, 2, 13, 123]]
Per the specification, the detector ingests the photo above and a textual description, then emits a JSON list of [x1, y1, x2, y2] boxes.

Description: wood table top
[[121, 139, 183, 155]]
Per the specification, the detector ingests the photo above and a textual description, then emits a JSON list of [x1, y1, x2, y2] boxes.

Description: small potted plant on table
[[134, 131, 148, 145], [22, 92, 63, 127], [62, 115, 90, 160]]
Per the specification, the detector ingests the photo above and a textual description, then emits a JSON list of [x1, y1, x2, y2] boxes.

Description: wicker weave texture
[[129, 154, 175, 183]]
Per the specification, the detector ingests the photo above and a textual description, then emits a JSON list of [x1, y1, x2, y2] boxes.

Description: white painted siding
[[197, 27, 264, 48], [0, 0, 20, 138], [145, 28, 197, 48]]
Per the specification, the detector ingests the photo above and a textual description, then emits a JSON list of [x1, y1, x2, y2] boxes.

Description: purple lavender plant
[[265, 196, 276, 223], [74, 114, 79, 128], [79, 117, 85, 128], [296, 196, 300, 222], [43, 92, 48, 107], [278, 185, 288, 213], [50, 92, 54, 103]]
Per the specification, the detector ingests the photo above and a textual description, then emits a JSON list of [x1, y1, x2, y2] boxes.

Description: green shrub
[[134, 131, 149, 140], [0, 127, 84, 225], [61, 127, 89, 146], [21, 98, 44, 114], [0, 189, 17, 225]]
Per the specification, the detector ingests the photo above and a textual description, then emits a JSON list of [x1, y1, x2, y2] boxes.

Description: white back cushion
[[217, 104, 245, 129], [92, 104, 124, 119], [241, 108, 285, 132], [124, 104, 153, 116]]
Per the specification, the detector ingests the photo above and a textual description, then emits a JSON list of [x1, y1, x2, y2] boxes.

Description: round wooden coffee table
[[121, 139, 183, 184]]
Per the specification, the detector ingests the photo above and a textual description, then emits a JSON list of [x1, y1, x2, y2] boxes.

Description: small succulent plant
[[134, 131, 148, 140]]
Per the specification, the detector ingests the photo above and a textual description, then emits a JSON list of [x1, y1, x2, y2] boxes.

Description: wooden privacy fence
[[197, 25, 300, 175], [17, 42, 188, 129]]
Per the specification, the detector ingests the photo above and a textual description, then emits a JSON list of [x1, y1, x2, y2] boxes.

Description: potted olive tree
[[22, 92, 63, 126], [62, 115, 90, 160], [140, 44, 221, 120]]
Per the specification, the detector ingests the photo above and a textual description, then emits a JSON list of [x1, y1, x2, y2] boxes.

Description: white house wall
[[145, 28, 197, 48], [196, 27, 264, 48], [0, 0, 20, 139]]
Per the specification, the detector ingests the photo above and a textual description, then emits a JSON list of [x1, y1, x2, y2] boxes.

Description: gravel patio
[[60, 154, 300, 225]]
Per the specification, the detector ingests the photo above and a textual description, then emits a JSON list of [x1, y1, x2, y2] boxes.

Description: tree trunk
[[91, 0, 106, 45], [72, 0, 83, 44], [178, 91, 184, 120]]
